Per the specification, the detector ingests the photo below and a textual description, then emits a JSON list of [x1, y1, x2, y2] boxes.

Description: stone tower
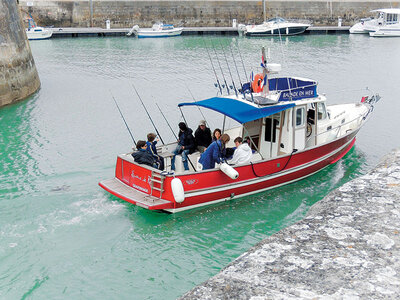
[[0, 0, 40, 108]]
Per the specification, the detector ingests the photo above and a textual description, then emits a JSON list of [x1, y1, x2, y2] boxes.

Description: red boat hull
[[99, 131, 357, 213]]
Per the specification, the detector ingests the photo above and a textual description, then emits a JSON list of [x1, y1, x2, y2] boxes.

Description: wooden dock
[[49, 26, 351, 38]]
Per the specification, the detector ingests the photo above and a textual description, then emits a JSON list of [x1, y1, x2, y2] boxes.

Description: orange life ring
[[252, 73, 264, 93]]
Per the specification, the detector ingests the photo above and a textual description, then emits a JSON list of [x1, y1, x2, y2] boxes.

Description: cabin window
[[296, 107, 305, 127], [317, 103, 327, 120], [387, 14, 398, 24], [265, 114, 280, 142]]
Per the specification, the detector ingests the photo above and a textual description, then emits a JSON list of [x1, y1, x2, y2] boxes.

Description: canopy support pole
[[243, 124, 264, 160]]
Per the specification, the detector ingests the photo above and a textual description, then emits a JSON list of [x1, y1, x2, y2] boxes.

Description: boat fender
[[171, 178, 185, 203], [220, 163, 239, 180], [252, 73, 264, 93]]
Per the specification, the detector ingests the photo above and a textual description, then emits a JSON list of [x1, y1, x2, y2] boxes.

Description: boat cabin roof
[[371, 8, 400, 15], [179, 76, 325, 124]]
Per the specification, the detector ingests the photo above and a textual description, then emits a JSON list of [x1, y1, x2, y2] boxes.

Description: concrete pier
[[180, 149, 400, 299], [47, 26, 350, 38], [0, 0, 40, 107]]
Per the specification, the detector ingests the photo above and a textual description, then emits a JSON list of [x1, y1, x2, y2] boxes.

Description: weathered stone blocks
[[0, 0, 40, 107], [18, 0, 400, 28]]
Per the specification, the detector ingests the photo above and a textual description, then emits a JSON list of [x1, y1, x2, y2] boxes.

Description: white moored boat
[[349, 8, 400, 37], [25, 17, 52, 40], [127, 23, 183, 38], [239, 17, 311, 37]]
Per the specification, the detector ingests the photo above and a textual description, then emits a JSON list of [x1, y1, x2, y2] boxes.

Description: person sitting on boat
[[171, 122, 196, 171], [146, 133, 164, 170], [198, 134, 230, 170], [132, 140, 158, 169], [228, 137, 252, 165], [212, 128, 222, 142], [195, 120, 212, 153]]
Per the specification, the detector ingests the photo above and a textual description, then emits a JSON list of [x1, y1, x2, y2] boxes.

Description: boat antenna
[[236, 41, 255, 103], [110, 92, 136, 146], [155, 103, 178, 140], [210, 40, 230, 95], [132, 84, 165, 145], [219, 42, 238, 97], [203, 39, 223, 95], [229, 44, 244, 97], [184, 83, 211, 128]]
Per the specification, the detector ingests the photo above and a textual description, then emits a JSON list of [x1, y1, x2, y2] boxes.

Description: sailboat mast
[[263, 0, 266, 23]]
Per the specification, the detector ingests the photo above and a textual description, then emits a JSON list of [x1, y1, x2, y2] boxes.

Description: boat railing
[[308, 112, 365, 144]]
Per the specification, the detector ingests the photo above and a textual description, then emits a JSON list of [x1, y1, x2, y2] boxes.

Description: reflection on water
[[0, 34, 398, 299]]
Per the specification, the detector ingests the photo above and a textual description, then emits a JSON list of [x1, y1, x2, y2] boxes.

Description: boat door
[[294, 105, 306, 151]]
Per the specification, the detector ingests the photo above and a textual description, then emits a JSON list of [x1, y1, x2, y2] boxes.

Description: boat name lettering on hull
[[185, 179, 199, 185], [131, 183, 149, 193]]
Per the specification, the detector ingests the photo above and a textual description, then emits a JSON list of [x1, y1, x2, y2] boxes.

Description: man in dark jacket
[[194, 120, 212, 153], [171, 122, 195, 171], [132, 140, 158, 168]]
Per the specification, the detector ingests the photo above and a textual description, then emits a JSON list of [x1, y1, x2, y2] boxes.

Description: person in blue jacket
[[171, 122, 195, 171], [146, 133, 164, 170], [199, 133, 230, 170]]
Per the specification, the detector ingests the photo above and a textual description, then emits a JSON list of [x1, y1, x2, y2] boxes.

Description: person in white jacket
[[228, 137, 252, 165]]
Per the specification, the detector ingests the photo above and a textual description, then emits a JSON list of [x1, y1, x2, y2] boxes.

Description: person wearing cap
[[171, 122, 195, 171], [146, 133, 164, 170], [198, 133, 230, 170], [132, 140, 158, 168], [194, 120, 212, 153]]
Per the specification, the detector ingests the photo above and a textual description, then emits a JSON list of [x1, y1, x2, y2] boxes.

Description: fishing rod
[[203, 39, 223, 95], [132, 84, 165, 145], [184, 83, 211, 128], [236, 42, 255, 103], [229, 44, 245, 97], [219, 42, 238, 97], [210, 40, 230, 95], [155, 103, 178, 140], [110, 93, 136, 146]]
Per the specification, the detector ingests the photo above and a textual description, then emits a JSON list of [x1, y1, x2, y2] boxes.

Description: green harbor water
[[1, 34, 399, 299]]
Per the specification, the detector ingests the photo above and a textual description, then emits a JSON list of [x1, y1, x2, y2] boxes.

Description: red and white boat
[[99, 49, 379, 213]]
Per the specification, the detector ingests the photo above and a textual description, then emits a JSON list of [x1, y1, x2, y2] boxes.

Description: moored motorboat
[[239, 17, 311, 36], [349, 8, 400, 36], [25, 17, 52, 40], [349, 17, 373, 34], [127, 23, 183, 38], [99, 48, 380, 213]]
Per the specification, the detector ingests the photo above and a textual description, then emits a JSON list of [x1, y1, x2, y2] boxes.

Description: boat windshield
[[267, 17, 286, 23]]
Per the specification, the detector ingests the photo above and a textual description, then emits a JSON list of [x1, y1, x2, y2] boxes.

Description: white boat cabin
[[168, 74, 370, 173]]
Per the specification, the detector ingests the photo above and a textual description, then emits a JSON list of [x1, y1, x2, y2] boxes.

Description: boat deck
[[99, 178, 173, 210]]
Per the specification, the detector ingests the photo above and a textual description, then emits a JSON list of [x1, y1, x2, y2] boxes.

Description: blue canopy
[[178, 97, 295, 124]]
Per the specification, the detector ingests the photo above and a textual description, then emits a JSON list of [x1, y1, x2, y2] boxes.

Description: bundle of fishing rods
[[203, 39, 261, 101]]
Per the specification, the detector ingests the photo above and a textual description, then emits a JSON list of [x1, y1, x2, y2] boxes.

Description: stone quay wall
[[180, 149, 400, 299], [0, 0, 40, 108], [19, 0, 399, 28]]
